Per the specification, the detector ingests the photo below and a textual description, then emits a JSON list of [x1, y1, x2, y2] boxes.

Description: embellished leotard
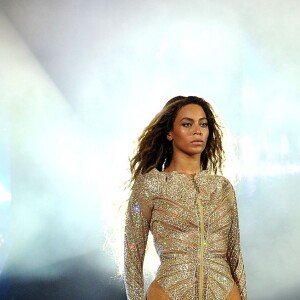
[[124, 168, 247, 300]]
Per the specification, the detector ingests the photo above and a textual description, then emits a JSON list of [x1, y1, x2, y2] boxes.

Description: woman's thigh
[[146, 280, 171, 300], [226, 282, 242, 300]]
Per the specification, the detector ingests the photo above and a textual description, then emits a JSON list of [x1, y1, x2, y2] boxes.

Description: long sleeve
[[226, 183, 248, 300], [124, 174, 154, 300]]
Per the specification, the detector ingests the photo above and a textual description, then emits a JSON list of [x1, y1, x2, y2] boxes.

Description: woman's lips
[[191, 140, 204, 145]]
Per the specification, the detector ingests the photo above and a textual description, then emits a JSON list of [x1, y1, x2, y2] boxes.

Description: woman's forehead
[[176, 104, 206, 118]]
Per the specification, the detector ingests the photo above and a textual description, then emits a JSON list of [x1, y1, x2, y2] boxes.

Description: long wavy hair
[[130, 96, 225, 180]]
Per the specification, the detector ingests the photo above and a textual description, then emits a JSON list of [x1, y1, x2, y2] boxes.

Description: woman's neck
[[165, 154, 201, 176]]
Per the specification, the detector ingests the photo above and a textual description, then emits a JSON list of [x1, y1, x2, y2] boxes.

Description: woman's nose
[[194, 125, 202, 135]]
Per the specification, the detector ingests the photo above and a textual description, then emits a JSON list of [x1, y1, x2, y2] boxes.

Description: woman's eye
[[182, 123, 192, 127], [200, 122, 208, 128]]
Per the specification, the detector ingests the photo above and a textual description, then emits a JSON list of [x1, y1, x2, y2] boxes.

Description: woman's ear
[[167, 133, 173, 141]]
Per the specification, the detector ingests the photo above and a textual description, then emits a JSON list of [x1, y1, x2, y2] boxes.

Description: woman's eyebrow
[[180, 117, 207, 122], [180, 117, 194, 122]]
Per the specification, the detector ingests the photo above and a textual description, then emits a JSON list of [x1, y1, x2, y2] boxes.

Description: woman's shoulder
[[133, 168, 164, 194], [204, 172, 234, 190], [135, 168, 164, 181]]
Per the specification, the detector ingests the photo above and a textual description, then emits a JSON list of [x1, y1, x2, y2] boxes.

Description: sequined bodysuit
[[124, 168, 247, 300]]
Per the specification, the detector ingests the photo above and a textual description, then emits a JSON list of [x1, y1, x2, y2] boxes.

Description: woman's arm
[[226, 182, 248, 300], [124, 175, 153, 300]]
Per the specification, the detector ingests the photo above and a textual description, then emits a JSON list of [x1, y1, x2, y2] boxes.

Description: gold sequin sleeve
[[124, 174, 155, 300], [226, 182, 247, 300]]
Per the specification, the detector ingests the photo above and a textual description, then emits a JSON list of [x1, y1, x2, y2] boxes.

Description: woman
[[124, 96, 247, 300]]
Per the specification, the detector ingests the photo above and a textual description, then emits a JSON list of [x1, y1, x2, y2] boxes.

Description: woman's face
[[168, 104, 209, 157]]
